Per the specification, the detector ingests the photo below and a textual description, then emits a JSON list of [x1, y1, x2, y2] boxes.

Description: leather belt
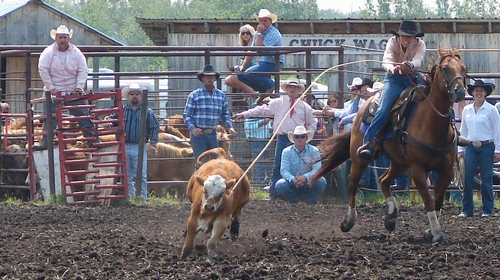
[[201, 128, 215, 134], [471, 140, 493, 148]]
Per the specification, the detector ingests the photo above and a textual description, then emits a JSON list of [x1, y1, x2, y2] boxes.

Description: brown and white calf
[[180, 148, 250, 263]]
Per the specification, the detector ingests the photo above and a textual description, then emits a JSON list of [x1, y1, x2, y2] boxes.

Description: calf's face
[[196, 175, 236, 212]]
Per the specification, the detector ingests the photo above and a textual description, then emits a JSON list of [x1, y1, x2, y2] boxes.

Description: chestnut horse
[[311, 46, 466, 244]]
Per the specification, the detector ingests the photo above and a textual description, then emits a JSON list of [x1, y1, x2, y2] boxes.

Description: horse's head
[[437, 46, 466, 102]]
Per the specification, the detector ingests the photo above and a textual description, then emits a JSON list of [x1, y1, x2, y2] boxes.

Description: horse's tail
[[310, 131, 352, 185]]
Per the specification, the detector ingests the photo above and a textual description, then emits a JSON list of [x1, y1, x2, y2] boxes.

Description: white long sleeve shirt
[[459, 101, 500, 153], [38, 42, 88, 95]]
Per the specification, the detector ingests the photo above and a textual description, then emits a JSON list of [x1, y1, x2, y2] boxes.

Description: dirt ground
[[0, 199, 499, 279]]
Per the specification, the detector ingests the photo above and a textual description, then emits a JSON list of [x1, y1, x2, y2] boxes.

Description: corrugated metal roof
[[0, 0, 123, 46], [0, 0, 29, 18]]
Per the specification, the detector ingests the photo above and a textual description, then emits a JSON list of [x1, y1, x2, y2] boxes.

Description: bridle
[[413, 54, 466, 118], [437, 54, 466, 96]]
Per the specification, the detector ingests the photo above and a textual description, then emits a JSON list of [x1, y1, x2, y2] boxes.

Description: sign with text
[[284, 35, 392, 54]]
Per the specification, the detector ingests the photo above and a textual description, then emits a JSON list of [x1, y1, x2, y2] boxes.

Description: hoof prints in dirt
[[0, 201, 499, 278]]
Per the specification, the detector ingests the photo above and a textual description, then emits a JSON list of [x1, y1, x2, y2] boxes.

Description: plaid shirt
[[183, 86, 233, 131], [110, 104, 160, 146], [253, 25, 285, 64]]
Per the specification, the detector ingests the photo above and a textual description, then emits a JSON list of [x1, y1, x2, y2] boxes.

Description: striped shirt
[[253, 25, 285, 64], [280, 143, 322, 182], [111, 104, 160, 146], [183, 86, 233, 131]]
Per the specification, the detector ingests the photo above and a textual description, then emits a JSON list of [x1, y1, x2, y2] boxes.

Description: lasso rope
[[229, 58, 410, 194]]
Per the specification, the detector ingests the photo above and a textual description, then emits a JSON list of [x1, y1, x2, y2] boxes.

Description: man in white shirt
[[34, 25, 97, 150]]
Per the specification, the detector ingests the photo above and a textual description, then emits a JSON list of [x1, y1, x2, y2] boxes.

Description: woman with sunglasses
[[224, 24, 257, 95]]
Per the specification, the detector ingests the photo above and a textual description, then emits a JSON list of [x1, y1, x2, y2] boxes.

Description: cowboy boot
[[357, 143, 374, 163]]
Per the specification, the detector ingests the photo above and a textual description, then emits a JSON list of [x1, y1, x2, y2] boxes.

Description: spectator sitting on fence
[[224, 24, 257, 95], [458, 79, 500, 218], [275, 125, 327, 204], [234, 78, 317, 200], [237, 8, 284, 103]]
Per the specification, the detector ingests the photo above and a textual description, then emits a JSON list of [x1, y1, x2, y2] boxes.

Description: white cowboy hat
[[367, 82, 384, 93], [253, 9, 278, 23], [280, 78, 305, 92], [347, 77, 362, 90], [122, 83, 144, 99], [50, 25, 73, 40], [287, 126, 314, 144]]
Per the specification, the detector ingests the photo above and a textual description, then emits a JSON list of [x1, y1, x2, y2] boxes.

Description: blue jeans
[[275, 177, 327, 204], [41, 95, 94, 140], [189, 132, 218, 169], [248, 139, 272, 183], [364, 74, 411, 144], [269, 135, 292, 199], [462, 143, 495, 215], [126, 144, 148, 201], [237, 62, 278, 93]]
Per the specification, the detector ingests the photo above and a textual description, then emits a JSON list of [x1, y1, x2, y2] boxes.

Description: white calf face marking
[[199, 175, 227, 212]]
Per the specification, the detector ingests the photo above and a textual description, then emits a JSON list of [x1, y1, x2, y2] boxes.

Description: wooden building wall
[[167, 32, 500, 110], [0, 2, 118, 112]]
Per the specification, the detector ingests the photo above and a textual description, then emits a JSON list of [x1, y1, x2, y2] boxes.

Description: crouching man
[[275, 126, 327, 204]]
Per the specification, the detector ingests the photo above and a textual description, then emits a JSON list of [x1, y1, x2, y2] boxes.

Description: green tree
[[451, 0, 500, 18], [436, 0, 451, 17]]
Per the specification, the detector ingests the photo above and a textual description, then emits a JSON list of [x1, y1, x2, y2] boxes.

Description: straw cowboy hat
[[280, 78, 305, 92], [367, 82, 384, 93], [347, 77, 362, 90], [287, 126, 314, 144], [390, 20, 424, 37], [254, 9, 278, 23], [122, 83, 144, 99], [467, 79, 495, 96], [50, 25, 73, 40], [197, 64, 220, 82], [355, 78, 374, 90]]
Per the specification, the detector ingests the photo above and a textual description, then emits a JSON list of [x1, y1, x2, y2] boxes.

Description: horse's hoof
[[433, 233, 449, 245], [384, 209, 398, 232], [423, 229, 434, 241], [340, 218, 355, 232]]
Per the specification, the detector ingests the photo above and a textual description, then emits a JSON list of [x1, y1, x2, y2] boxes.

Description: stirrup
[[356, 143, 374, 163]]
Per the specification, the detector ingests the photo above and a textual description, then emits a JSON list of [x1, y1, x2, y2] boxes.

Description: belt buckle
[[204, 129, 214, 134], [472, 140, 482, 148]]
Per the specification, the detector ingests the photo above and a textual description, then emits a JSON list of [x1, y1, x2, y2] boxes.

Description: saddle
[[361, 84, 429, 156]]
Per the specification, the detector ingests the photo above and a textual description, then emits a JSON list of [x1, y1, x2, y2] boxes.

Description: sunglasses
[[240, 31, 252, 36], [294, 134, 307, 139], [328, 100, 338, 104], [128, 92, 141, 96]]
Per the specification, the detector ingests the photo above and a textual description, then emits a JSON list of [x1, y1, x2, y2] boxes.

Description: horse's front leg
[[413, 170, 449, 245], [341, 160, 367, 232], [378, 165, 402, 232]]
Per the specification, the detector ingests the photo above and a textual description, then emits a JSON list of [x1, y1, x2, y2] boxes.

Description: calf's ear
[[195, 176, 205, 186], [225, 179, 237, 189]]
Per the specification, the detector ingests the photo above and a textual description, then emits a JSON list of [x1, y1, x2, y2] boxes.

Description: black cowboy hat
[[197, 64, 220, 82], [467, 79, 495, 96], [355, 78, 374, 90], [390, 20, 424, 37]]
